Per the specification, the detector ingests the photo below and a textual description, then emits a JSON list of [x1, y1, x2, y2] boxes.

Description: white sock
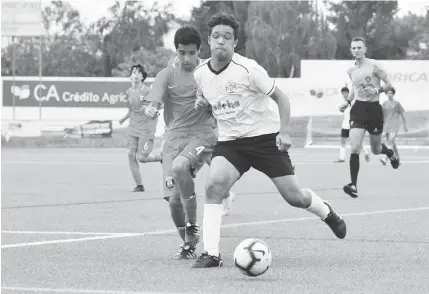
[[363, 147, 369, 155], [339, 147, 346, 160], [203, 204, 222, 256], [303, 189, 330, 220]]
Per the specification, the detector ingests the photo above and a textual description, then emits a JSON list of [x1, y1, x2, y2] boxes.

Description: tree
[[89, 0, 175, 76], [244, 1, 336, 77]]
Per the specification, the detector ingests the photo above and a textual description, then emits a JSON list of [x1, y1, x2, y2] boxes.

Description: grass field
[[2, 147, 429, 294]]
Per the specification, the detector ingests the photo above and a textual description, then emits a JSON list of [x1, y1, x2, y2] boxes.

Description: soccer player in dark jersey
[[339, 37, 400, 198], [144, 27, 234, 259], [380, 88, 408, 165], [119, 64, 162, 192]]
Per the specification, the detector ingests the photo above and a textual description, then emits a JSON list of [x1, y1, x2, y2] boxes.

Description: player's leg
[[205, 157, 236, 216], [362, 145, 371, 162], [336, 129, 348, 162], [247, 133, 346, 239], [171, 131, 217, 247], [136, 137, 162, 163], [162, 141, 196, 259], [192, 142, 250, 268], [380, 132, 390, 165], [343, 127, 366, 197], [127, 136, 144, 192], [367, 104, 400, 169]]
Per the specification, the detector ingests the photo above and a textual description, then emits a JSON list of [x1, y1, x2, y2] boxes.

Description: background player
[[336, 86, 370, 162], [144, 27, 234, 259], [119, 64, 162, 192], [339, 37, 400, 198], [192, 13, 346, 268], [380, 88, 408, 165]]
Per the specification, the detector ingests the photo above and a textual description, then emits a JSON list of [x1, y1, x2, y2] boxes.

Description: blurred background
[[1, 0, 428, 148]]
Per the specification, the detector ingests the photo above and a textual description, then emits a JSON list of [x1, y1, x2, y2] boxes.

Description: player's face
[[130, 68, 143, 83], [341, 91, 349, 100], [386, 91, 394, 99], [350, 41, 366, 60], [176, 44, 199, 71], [208, 25, 237, 62]]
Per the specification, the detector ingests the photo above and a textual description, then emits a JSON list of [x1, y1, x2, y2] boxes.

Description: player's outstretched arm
[[119, 98, 132, 125], [375, 63, 393, 93], [269, 88, 291, 134]]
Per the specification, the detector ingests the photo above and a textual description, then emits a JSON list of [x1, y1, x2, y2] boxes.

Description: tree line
[[1, 1, 428, 78]]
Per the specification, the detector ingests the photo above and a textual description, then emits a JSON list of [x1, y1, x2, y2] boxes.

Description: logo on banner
[[11, 85, 30, 99]]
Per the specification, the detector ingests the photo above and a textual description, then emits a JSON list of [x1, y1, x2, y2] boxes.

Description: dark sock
[[381, 143, 393, 158], [182, 193, 197, 225], [350, 153, 360, 187]]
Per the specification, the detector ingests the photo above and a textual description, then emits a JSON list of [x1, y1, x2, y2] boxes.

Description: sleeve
[[145, 67, 169, 104], [193, 67, 202, 88], [248, 64, 276, 96]]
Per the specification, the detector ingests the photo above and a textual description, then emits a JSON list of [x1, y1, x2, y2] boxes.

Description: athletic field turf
[[2, 148, 429, 294]]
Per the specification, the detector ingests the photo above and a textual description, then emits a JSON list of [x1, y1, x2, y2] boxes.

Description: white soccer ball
[[233, 238, 272, 277]]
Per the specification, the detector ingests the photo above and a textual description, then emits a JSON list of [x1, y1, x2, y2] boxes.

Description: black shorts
[[341, 129, 350, 138], [212, 133, 295, 178], [350, 100, 384, 135]]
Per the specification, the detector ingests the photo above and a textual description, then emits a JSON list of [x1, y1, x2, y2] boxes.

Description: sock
[[177, 226, 186, 242], [169, 196, 186, 240], [339, 147, 346, 160], [381, 143, 393, 158], [363, 147, 369, 155], [303, 189, 330, 220], [203, 204, 222, 257], [350, 153, 360, 187], [182, 193, 197, 224]]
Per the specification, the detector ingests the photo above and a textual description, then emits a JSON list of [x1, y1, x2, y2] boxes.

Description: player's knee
[[350, 144, 362, 154], [168, 194, 182, 209], [205, 175, 229, 202], [171, 157, 191, 179]]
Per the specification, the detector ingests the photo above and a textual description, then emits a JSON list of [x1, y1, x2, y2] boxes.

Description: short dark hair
[[208, 13, 240, 40], [174, 26, 202, 50], [341, 87, 349, 93], [129, 64, 147, 81], [351, 37, 366, 46], [386, 87, 396, 95]]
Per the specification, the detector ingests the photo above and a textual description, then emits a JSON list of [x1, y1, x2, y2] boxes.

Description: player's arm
[[144, 68, 169, 117], [397, 102, 408, 131], [374, 62, 393, 94], [119, 92, 132, 124], [249, 66, 290, 133]]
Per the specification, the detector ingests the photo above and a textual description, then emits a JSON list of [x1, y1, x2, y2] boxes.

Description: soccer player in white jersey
[[191, 13, 346, 268], [336, 86, 370, 163], [339, 37, 400, 198]]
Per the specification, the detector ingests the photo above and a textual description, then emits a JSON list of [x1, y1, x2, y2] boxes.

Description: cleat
[[343, 183, 358, 198], [185, 223, 200, 247], [132, 185, 145, 192], [191, 252, 223, 268], [163, 196, 170, 202], [389, 153, 400, 169], [221, 191, 235, 216], [323, 201, 347, 239], [173, 243, 197, 260]]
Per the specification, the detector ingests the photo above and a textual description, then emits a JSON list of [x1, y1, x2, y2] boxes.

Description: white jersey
[[193, 53, 279, 141], [342, 105, 351, 130]]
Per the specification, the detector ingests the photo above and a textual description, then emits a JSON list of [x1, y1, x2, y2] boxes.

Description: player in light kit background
[[339, 37, 400, 198], [336, 86, 370, 163], [144, 27, 234, 259], [380, 88, 408, 165], [192, 13, 346, 268], [119, 64, 162, 192]]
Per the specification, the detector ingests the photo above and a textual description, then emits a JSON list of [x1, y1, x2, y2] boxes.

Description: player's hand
[[194, 95, 209, 110], [119, 118, 126, 125], [276, 132, 292, 152], [144, 106, 159, 119], [339, 102, 349, 113]]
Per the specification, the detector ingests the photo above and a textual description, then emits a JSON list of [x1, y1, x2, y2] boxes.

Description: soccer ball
[[233, 238, 272, 277]]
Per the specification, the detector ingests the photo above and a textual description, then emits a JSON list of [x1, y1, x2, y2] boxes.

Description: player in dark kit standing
[[119, 64, 162, 192], [339, 37, 400, 198]]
